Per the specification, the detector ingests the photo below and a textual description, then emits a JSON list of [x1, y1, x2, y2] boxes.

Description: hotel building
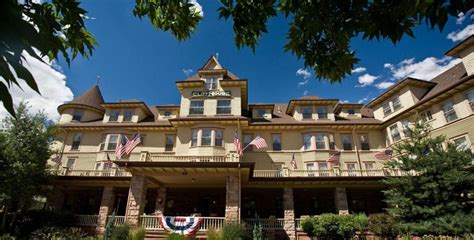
[[47, 36, 474, 239]]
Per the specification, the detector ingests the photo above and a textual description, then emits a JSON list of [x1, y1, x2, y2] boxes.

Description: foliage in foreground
[[2, 0, 474, 116], [301, 213, 368, 240], [384, 120, 474, 236], [367, 213, 398, 239], [0, 102, 57, 231]]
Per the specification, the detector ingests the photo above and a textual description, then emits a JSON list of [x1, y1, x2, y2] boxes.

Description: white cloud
[[0, 51, 74, 120], [296, 68, 311, 86], [303, 90, 308, 96], [375, 81, 395, 90], [387, 56, 461, 80], [357, 97, 369, 104], [447, 24, 474, 42], [189, 0, 203, 17], [182, 68, 193, 76], [351, 67, 366, 74], [456, 9, 474, 25], [357, 73, 378, 87]]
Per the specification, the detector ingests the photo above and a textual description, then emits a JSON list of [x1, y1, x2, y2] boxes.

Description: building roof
[[58, 85, 105, 113], [445, 35, 474, 57]]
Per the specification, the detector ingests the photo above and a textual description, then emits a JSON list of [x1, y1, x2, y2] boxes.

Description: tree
[[383, 120, 474, 236], [2, 0, 473, 115], [0, 102, 56, 231]]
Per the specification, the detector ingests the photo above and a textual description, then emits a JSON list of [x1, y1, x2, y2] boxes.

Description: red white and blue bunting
[[160, 216, 202, 236]]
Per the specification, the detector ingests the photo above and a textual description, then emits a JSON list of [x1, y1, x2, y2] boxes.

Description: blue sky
[[1, 1, 473, 119]]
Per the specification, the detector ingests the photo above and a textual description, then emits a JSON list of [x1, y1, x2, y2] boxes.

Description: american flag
[[327, 151, 341, 163], [248, 136, 268, 149], [234, 131, 242, 156], [106, 153, 113, 168], [125, 133, 141, 155], [115, 135, 128, 159], [374, 149, 393, 160], [290, 153, 297, 170], [52, 154, 62, 165]]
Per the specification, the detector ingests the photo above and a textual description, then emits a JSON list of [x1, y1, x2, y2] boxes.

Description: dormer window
[[392, 96, 402, 111], [164, 111, 172, 117], [72, 110, 83, 121], [257, 109, 266, 118], [348, 109, 355, 115], [317, 107, 328, 119], [302, 107, 312, 119], [383, 103, 392, 116], [205, 77, 218, 90], [123, 109, 134, 122], [109, 109, 120, 121]]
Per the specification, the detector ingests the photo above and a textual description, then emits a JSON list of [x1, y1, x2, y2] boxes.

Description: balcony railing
[[253, 168, 407, 178], [75, 215, 98, 226], [109, 215, 126, 226], [59, 168, 131, 177], [147, 153, 237, 163], [242, 218, 285, 230], [139, 216, 226, 231]]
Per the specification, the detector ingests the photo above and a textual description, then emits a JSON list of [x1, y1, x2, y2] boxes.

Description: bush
[[29, 226, 87, 240], [165, 233, 185, 240], [129, 227, 145, 240], [368, 213, 398, 239], [221, 222, 246, 240], [301, 213, 368, 240], [12, 210, 76, 238], [0, 234, 15, 240], [111, 225, 130, 240], [207, 228, 222, 240]]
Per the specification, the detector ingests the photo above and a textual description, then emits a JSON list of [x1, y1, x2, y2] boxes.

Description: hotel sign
[[192, 90, 231, 98]]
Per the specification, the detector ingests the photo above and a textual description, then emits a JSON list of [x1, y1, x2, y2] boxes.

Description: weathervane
[[215, 53, 219, 60], [96, 75, 101, 86]]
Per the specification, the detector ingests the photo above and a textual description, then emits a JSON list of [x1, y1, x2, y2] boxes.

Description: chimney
[[445, 35, 474, 76]]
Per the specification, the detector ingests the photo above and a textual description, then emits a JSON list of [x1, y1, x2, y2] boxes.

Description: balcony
[[252, 168, 407, 178], [57, 167, 131, 177], [142, 152, 239, 163]]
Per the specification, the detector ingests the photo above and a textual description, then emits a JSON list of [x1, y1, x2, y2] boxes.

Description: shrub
[[111, 225, 130, 240], [301, 213, 368, 240], [207, 228, 222, 240], [165, 233, 185, 240], [221, 222, 246, 240], [129, 227, 146, 240], [13, 210, 76, 238], [0, 234, 15, 240], [29, 226, 87, 240], [368, 213, 398, 239]]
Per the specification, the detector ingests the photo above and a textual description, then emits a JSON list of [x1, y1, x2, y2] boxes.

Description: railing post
[[140, 151, 149, 161], [63, 167, 70, 176], [333, 166, 340, 176], [283, 167, 290, 177]]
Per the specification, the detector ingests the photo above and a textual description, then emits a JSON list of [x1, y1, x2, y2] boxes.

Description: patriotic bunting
[[160, 216, 202, 236]]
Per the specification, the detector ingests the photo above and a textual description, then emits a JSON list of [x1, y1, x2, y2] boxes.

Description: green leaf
[[0, 82, 15, 117]]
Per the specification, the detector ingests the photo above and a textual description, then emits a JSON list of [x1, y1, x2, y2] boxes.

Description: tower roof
[[58, 85, 105, 113]]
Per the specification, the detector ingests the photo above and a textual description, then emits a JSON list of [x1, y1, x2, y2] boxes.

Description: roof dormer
[[334, 103, 364, 118], [286, 96, 338, 121], [102, 100, 153, 123], [249, 104, 274, 120]]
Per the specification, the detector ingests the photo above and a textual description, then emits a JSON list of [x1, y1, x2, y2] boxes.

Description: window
[[341, 134, 352, 150], [392, 96, 402, 111], [107, 135, 119, 150], [315, 134, 326, 149], [346, 163, 357, 176], [302, 107, 312, 119], [359, 134, 370, 150], [271, 134, 281, 151], [95, 162, 102, 170], [364, 162, 374, 170], [243, 134, 253, 152], [109, 109, 120, 122], [201, 129, 212, 146], [442, 101, 458, 122], [421, 110, 433, 122], [191, 130, 198, 147], [190, 101, 204, 115], [205, 77, 218, 90], [123, 109, 134, 122], [257, 109, 267, 118], [99, 135, 106, 151], [383, 102, 392, 116], [165, 135, 175, 151], [215, 130, 223, 146], [72, 110, 83, 121], [66, 158, 76, 170], [303, 134, 312, 150], [217, 100, 231, 115], [452, 136, 470, 150], [466, 90, 474, 110], [348, 109, 355, 115], [164, 111, 172, 117], [317, 107, 328, 119], [71, 133, 82, 150], [318, 162, 329, 176], [390, 124, 401, 142], [401, 120, 410, 137], [306, 163, 315, 177]]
